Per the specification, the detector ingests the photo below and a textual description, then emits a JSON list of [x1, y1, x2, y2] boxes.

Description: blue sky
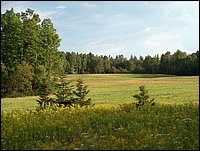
[[1, 1, 199, 58]]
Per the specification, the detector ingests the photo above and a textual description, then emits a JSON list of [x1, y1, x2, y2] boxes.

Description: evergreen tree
[[36, 78, 55, 110], [54, 76, 75, 107], [73, 79, 93, 106], [132, 85, 155, 108]]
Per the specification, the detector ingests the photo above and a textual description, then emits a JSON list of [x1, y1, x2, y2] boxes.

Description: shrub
[[36, 76, 93, 109], [119, 103, 135, 112], [32, 65, 47, 95], [36, 78, 55, 110], [54, 76, 75, 107], [132, 85, 155, 108], [9, 61, 34, 97], [1, 62, 9, 97], [73, 79, 93, 107]]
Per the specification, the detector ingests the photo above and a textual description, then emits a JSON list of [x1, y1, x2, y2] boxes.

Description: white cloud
[[1, 1, 31, 13], [78, 36, 131, 57], [145, 40, 160, 47], [106, 14, 139, 31], [3, 1, 197, 57], [92, 14, 103, 18], [1, 1, 60, 20], [84, 45, 124, 57], [144, 27, 152, 32], [38, 10, 58, 20], [115, 13, 123, 17], [143, 26, 169, 34], [55, 5, 66, 9], [157, 1, 199, 25], [81, 1, 97, 9], [57, 1, 199, 57], [86, 39, 105, 47], [144, 32, 184, 52]]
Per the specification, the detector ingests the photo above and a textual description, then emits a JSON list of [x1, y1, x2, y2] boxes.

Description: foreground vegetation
[[1, 102, 199, 150]]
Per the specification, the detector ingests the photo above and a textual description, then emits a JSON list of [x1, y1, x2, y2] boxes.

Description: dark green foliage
[[1, 8, 22, 72], [32, 65, 47, 95], [1, 8, 61, 98], [54, 76, 75, 107], [132, 85, 155, 108], [73, 79, 93, 106], [20, 8, 41, 67], [64, 50, 198, 75], [9, 61, 34, 97], [37, 78, 52, 98], [160, 52, 171, 74], [40, 18, 61, 77], [1, 62, 9, 97], [143, 55, 160, 74], [36, 76, 93, 109], [54, 78, 93, 107], [36, 78, 55, 110]]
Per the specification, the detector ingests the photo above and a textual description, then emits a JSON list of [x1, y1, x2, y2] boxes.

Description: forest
[[1, 8, 199, 98]]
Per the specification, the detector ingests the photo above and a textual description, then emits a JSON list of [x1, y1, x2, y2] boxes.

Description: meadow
[[1, 74, 199, 111], [1, 74, 199, 150]]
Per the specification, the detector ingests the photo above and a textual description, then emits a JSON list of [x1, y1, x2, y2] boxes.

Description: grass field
[[1, 74, 199, 111], [1, 74, 199, 150]]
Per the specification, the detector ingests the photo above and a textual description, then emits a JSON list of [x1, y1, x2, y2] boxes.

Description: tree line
[[64, 50, 199, 76], [1, 8, 199, 98]]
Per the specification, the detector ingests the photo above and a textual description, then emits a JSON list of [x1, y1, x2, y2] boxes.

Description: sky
[[1, 1, 199, 58]]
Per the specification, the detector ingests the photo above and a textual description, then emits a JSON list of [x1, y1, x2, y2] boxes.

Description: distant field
[[1, 74, 199, 111]]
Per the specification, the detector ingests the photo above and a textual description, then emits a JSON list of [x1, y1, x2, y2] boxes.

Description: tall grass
[[1, 102, 199, 150]]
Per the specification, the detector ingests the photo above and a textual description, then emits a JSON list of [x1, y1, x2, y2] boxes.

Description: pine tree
[[54, 76, 75, 107], [36, 78, 54, 110], [73, 79, 93, 106], [132, 85, 155, 108]]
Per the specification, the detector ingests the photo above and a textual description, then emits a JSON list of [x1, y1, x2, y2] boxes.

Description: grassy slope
[[1, 74, 199, 111]]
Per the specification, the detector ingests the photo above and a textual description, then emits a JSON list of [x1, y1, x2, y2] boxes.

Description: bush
[[119, 103, 135, 112], [32, 65, 47, 95], [9, 61, 34, 97], [1, 62, 9, 97], [54, 76, 75, 107], [36, 78, 55, 110], [73, 79, 93, 107], [36, 76, 93, 110], [132, 85, 155, 108]]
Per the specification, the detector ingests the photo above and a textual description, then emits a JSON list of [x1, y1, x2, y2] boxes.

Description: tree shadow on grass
[[133, 74, 176, 78]]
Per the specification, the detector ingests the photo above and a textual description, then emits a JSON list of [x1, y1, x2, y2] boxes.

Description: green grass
[[1, 96, 39, 112], [1, 74, 199, 150], [1, 74, 199, 111]]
